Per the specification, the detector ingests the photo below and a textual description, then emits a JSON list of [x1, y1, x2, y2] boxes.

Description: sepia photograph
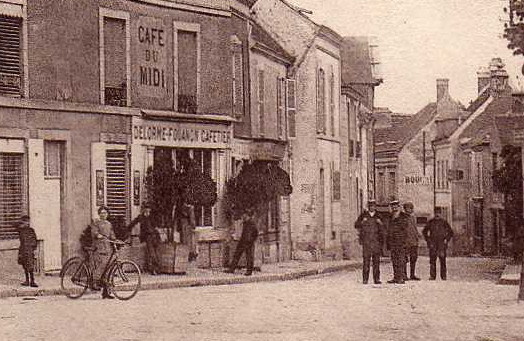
[[0, 0, 523, 340]]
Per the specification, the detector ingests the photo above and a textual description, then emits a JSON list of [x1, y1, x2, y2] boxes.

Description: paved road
[[0, 257, 522, 341]]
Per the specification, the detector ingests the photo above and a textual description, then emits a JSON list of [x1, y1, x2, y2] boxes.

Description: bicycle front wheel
[[109, 260, 141, 300], [60, 257, 89, 299]]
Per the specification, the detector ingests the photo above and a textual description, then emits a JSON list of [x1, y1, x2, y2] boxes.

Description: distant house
[[374, 79, 467, 227], [340, 36, 383, 259], [434, 58, 524, 255]]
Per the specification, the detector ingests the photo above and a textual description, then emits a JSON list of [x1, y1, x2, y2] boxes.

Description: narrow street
[[0, 257, 522, 341]]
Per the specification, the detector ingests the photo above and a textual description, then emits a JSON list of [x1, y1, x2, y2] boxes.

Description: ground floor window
[[153, 147, 215, 227], [0, 153, 24, 239]]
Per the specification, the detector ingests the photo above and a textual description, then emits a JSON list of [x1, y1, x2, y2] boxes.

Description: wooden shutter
[[316, 69, 326, 133], [330, 72, 335, 136], [0, 15, 22, 97], [0, 153, 23, 238], [232, 44, 244, 118], [258, 69, 265, 135], [277, 77, 285, 138], [286, 79, 296, 138], [106, 149, 128, 220]]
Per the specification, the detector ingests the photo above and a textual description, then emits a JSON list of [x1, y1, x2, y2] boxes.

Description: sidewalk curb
[[0, 262, 362, 299], [497, 264, 521, 286]]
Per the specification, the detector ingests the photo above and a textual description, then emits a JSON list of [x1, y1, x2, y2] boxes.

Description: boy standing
[[17, 215, 38, 287]]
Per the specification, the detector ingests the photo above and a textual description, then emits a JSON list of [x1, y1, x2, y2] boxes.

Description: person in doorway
[[225, 208, 258, 276], [423, 208, 454, 280], [354, 199, 385, 284], [176, 202, 198, 262], [403, 202, 421, 281], [128, 204, 161, 275], [17, 215, 38, 288], [386, 200, 408, 284], [91, 206, 117, 299]]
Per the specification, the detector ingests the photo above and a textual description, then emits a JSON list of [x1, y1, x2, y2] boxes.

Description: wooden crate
[[196, 241, 225, 268], [157, 243, 189, 274]]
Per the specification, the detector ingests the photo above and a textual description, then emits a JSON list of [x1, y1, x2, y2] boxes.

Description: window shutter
[[277, 77, 285, 138], [330, 73, 335, 136], [316, 69, 326, 133], [258, 69, 265, 136], [286, 79, 296, 138], [0, 15, 22, 97], [0, 153, 24, 239], [105, 149, 128, 220], [232, 45, 244, 118]]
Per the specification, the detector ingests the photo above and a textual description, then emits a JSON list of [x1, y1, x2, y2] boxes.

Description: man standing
[[423, 208, 454, 280], [128, 204, 161, 275], [354, 199, 385, 284], [387, 200, 408, 284], [403, 202, 421, 281], [225, 208, 258, 276]]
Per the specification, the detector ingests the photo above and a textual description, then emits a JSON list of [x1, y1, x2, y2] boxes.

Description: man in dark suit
[[423, 208, 454, 280], [225, 208, 258, 276], [387, 200, 408, 284], [128, 204, 161, 275], [355, 199, 385, 284]]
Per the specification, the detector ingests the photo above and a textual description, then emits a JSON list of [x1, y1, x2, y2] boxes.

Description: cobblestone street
[[0, 257, 522, 341]]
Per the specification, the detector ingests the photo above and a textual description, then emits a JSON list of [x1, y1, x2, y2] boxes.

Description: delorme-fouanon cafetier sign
[[133, 121, 232, 148]]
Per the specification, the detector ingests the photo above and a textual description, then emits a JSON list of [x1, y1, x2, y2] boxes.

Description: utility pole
[[519, 252, 524, 301]]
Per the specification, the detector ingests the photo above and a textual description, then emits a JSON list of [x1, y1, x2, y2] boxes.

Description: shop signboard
[[136, 16, 168, 98], [132, 118, 232, 149]]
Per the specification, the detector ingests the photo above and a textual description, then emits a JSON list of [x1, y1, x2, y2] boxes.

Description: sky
[[289, 0, 524, 115]]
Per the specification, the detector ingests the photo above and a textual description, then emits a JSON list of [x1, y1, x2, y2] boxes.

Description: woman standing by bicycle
[[91, 206, 116, 299]]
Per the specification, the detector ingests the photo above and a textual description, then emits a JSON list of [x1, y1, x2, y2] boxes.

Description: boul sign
[[137, 16, 168, 97]]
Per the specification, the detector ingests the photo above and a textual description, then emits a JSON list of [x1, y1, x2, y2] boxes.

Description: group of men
[[354, 199, 454, 285]]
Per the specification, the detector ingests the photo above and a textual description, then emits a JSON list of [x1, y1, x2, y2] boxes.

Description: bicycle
[[60, 239, 141, 300]]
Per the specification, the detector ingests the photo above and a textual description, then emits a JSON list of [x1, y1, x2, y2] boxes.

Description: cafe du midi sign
[[132, 118, 231, 149], [137, 16, 167, 97]]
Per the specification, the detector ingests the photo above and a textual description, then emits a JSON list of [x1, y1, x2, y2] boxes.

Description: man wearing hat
[[386, 200, 408, 284], [354, 199, 385, 284], [423, 208, 454, 280], [128, 204, 161, 275]]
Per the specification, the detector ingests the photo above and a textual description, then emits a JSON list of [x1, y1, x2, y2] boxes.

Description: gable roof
[[341, 37, 374, 86], [375, 103, 437, 153], [459, 95, 513, 141], [495, 115, 524, 146], [250, 21, 295, 63]]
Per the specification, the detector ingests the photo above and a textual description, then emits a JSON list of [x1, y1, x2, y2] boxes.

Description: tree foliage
[[493, 145, 523, 236], [504, 0, 524, 59], [225, 161, 292, 220]]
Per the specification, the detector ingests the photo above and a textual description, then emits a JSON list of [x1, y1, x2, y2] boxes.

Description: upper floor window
[[329, 70, 335, 136], [257, 69, 265, 136], [316, 68, 326, 134], [287, 79, 296, 138], [231, 36, 244, 119], [174, 22, 200, 114], [0, 15, 22, 97], [99, 9, 130, 107], [277, 77, 286, 139]]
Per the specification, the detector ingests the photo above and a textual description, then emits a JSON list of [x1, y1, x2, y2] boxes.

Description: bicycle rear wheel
[[109, 260, 141, 300], [60, 257, 89, 299]]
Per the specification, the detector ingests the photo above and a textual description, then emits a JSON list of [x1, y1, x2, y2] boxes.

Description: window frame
[[173, 21, 201, 113], [257, 68, 265, 136], [316, 68, 326, 134], [99, 8, 131, 107]]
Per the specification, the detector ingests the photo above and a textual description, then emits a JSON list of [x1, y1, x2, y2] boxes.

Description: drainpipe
[[432, 141, 436, 214]]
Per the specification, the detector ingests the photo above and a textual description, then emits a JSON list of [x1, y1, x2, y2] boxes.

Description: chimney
[[488, 57, 509, 96], [436, 78, 449, 102], [476, 67, 490, 94]]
